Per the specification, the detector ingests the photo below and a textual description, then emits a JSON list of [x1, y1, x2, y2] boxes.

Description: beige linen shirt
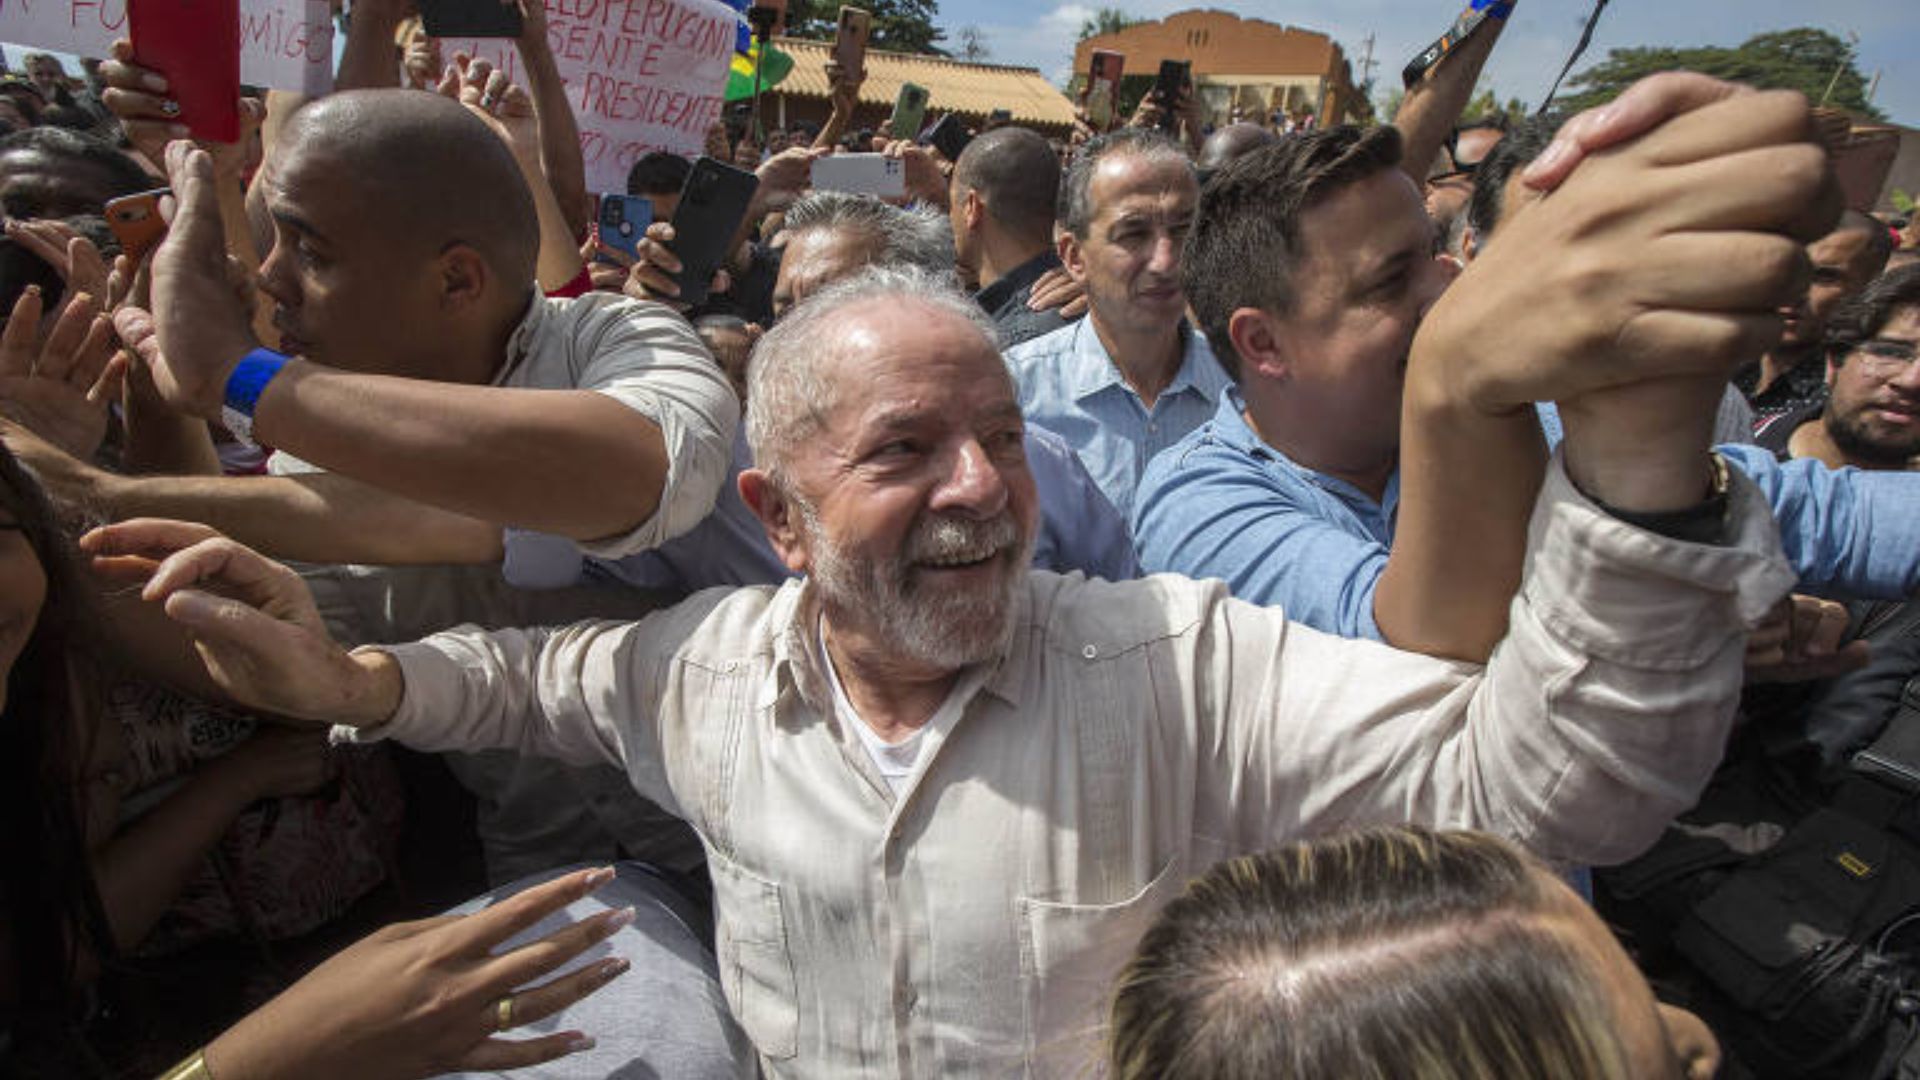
[[341, 458, 1794, 1077]]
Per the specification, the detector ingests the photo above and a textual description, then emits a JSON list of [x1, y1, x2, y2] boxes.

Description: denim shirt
[[1004, 317, 1232, 518], [1135, 393, 1920, 645], [1134, 390, 1398, 640]]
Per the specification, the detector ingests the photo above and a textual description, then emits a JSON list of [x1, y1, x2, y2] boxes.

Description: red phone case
[[129, 0, 241, 144]]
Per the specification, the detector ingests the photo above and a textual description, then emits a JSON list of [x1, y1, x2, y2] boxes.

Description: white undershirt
[[818, 623, 944, 796]]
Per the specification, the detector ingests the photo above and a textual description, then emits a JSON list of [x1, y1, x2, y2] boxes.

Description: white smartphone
[[810, 153, 907, 199]]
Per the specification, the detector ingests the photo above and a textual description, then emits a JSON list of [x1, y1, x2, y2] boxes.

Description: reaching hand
[[620, 222, 729, 310], [80, 518, 397, 726], [202, 866, 631, 1080], [4, 218, 112, 307], [439, 54, 541, 162], [879, 139, 947, 207], [0, 287, 121, 460], [1745, 593, 1872, 684], [1026, 267, 1089, 319], [131, 142, 262, 419], [402, 28, 444, 92]]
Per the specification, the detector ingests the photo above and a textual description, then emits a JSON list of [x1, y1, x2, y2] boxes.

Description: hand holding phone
[[832, 6, 872, 80], [668, 158, 760, 307], [595, 195, 654, 265], [128, 0, 241, 142]]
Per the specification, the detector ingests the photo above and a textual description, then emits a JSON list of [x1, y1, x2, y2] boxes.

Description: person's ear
[[739, 468, 810, 574], [1058, 229, 1087, 283], [1228, 306, 1289, 381], [1460, 223, 1481, 263], [962, 187, 986, 233], [438, 244, 490, 311], [1657, 1003, 1720, 1080]]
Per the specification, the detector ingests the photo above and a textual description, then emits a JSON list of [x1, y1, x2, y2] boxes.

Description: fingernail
[[582, 866, 615, 888], [564, 1034, 597, 1053], [143, 72, 169, 92], [594, 957, 630, 984], [601, 905, 637, 932]]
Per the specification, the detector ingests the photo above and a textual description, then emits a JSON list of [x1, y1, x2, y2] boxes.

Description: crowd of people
[[1, 0, 1918, 1076]]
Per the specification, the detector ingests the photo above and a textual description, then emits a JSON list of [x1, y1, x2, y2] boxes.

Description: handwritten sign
[[0, 0, 334, 95], [440, 0, 736, 195]]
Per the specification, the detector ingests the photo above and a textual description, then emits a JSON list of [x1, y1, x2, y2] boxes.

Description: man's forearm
[[251, 362, 670, 541], [1376, 370, 1545, 662], [1392, 3, 1511, 185], [97, 470, 506, 565], [522, 45, 591, 240], [335, 5, 405, 92]]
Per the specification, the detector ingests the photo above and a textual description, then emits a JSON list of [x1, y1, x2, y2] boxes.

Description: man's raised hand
[[80, 518, 401, 727]]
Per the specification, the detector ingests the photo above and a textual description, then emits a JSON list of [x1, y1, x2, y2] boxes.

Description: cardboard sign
[[0, 0, 334, 95], [439, 0, 737, 195]]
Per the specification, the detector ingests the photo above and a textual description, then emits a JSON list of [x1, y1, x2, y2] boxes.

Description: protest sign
[[439, 0, 737, 195], [0, 0, 334, 95]]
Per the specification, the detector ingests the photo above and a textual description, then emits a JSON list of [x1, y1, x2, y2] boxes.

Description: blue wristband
[[1470, 0, 1513, 18], [223, 348, 290, 416]]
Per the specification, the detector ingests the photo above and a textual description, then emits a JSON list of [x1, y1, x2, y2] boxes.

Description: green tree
[[1078, 7, 1142, 43], [785, 0, 947, 55], [1460, 84, 1528, 127], [1554, 28, 1882, 120]]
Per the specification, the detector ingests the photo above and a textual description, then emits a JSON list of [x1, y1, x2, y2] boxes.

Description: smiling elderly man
[[102, 72, 1842, 1070]]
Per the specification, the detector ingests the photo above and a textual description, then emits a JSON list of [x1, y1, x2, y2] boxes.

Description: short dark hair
[[627, 151, 691, 197], [952, 126, 1059, 243], [1110, 827, 1633, 1079], [1060, 127, 1190, 239], [1825, 262, 1920, 366], [1463, 114, 1559, 242], [1183, 125, 1401, 379], [0, 126, 152, 201]]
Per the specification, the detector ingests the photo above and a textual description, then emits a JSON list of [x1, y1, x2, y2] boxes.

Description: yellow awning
[[772, 37, 1078, 130]]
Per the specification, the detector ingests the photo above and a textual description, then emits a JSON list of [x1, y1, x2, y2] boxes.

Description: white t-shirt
[[818, 623, 961, 796]]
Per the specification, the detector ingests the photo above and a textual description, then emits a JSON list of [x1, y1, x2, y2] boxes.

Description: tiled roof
[[771, 37, 1078, 128]]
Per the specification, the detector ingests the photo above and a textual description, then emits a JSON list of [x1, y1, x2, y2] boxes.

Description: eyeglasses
[[1425, 129, 1482, 186], [1852, 338, 1920, 374]]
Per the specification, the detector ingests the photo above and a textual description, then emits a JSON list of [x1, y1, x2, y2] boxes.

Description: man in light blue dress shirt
[[1003, 129, 1230, 517]]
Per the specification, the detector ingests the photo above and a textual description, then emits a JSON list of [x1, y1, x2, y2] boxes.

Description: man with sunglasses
[[1758, 264, 1920, 471], [1424, 117, 1506, 250]]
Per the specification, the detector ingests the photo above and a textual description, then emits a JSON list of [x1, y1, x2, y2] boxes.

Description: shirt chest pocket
[[1017, 858, 1183, 1070], [709, 848, 798, 1060]]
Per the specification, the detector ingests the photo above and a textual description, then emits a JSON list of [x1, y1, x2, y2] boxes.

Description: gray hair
[[782, 190, 957, 281], [1061, 128, 1192, 239], [746, 265, 1000, 483]]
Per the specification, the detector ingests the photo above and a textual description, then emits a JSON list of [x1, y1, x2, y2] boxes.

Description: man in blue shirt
[[1136, 103, 1918, 662], [1003, 129, 1230, 517]]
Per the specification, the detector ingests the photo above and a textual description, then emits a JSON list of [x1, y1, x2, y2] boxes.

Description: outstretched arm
[[1391, 1, 1514, 188], [125, 143, 734, 546]]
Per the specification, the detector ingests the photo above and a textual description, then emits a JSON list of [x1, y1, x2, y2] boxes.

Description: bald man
[[49, 90, 736, 570]]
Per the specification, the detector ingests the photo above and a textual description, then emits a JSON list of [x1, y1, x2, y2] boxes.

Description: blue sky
[[942, 0, 1920, 127]]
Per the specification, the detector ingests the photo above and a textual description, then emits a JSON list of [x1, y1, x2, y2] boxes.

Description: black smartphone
[[924, 113, 972, 163], [417, 0, 524, 38], [669, 157, 760, 307], [1153, 59, 1191, 129]]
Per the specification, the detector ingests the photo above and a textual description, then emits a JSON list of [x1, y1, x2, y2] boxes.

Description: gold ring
[[495, 994, 515, 1031]]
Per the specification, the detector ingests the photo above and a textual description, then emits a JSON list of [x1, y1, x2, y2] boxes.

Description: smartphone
[[417, 0, 524, 37], [924, 113, 972, 163], [596, 195, 653, 265], [105, 188, 171, 265], [810, 154, 906, 199], [832, 6, 872, 78], [1086, 50, 1124, 130], [668, 157, 760, 307], [1153, 60, 1191, 130], [891, 83, 930, 141], [128, 0, 241, 143]]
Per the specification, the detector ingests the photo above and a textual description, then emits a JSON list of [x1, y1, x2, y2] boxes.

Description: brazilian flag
[[720, 0, 793, 102], [727, 38, 794, 102]]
